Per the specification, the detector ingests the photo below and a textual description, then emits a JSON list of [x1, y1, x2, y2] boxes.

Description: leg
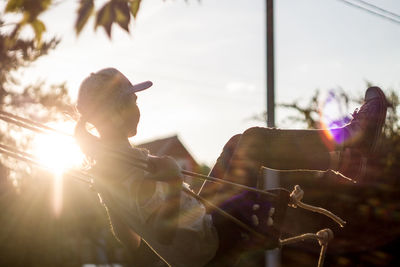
[[202, 127, 337, 207], [203, 87, 387, 266], [198, 134, 242, 200], [230, 127, 332, 178], [202, 127, 352, 267], [212, 86, 387, 196], [202, 132, 292, 266]]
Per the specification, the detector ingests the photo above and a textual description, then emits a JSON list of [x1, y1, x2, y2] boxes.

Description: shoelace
[[351, 107, 360, 118], [351, 98, 376, 122]]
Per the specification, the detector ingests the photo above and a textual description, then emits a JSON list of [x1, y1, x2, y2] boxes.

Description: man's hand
[[146, 155, 183, 183]]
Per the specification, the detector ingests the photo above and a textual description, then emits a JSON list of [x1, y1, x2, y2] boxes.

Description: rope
[[0, 110, 345, 266], [0, 146, 92, 184], [0, 110, 347, 227], [0, 110, 70, 136], [280, 229, 333, 267], [289, 185, 346, 227], [0, 110, 278, 198], [0, 115, 48, 135], [0, 144, 266, 239]]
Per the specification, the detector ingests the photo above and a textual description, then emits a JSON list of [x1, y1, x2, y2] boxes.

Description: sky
[[6, 0, 400, 166]]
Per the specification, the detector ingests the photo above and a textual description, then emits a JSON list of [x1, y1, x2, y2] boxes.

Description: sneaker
[[343, 86, 387, 156], [338, 87, 387, 181]]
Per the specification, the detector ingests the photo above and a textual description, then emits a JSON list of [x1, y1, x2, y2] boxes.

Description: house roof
[[136, 135, 198, 167]]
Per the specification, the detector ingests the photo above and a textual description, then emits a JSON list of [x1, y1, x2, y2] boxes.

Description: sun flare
[[32, 126, 85, 175], [31, 122, 85, 216]]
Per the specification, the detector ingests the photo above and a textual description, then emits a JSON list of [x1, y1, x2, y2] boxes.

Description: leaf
[[129, 0, 142, 18], [95, 1, 115, 38], [75, 0, 94, 35], [40, 0, 52, 10], [5, 0, 24, 12], [31, 19, 46, 44], [6, 0, 52, 18], [114, 0, 131, 32]]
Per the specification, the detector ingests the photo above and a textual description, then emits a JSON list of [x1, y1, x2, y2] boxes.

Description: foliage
[[0, 19, 59, 99], [3, 0, 144, 40], [278, 87, 400, 182], [274, 87, 400, 266], [0, 4, 119, 266], [0, 17, 71, 151], [0, 1, 214, 266]]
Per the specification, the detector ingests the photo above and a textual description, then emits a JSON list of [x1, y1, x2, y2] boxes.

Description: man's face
[[120, 94, 140, 137]]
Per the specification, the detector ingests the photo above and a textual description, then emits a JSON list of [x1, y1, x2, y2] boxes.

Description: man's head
[[76, 68, 152, 137]]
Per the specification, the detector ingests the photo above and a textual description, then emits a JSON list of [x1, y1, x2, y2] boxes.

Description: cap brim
[[132, 81, 153, 93]]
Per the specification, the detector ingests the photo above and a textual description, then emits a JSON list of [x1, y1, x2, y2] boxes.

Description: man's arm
[[108, 210, 141, 250], [145, 156, 183, 245]]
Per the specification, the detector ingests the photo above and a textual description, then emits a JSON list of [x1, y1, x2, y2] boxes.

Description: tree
[[0, 4, 122, 266], [3, 0, 143, 41], [270, 87, 400, 267], [1, 1, 178, 265]]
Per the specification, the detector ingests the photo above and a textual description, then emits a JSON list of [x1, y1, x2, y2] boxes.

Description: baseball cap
[[76, 68, 152, 116]]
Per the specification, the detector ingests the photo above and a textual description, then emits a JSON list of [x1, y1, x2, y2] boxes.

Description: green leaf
[[129, 0, 142, 18], [31, 19, 46, 44], [75, 0, 94, 35], [114, 0, 131, 32], [95, 2, 115, 38]]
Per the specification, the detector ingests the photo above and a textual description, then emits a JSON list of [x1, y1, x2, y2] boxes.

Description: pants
[[201, 126, 343, 266], [200, 126, 339, 202]]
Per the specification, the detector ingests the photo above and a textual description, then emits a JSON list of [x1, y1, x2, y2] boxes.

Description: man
[[75, 68, 387, 266]]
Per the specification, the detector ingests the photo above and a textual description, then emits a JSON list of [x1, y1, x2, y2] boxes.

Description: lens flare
[[32, 133, 84, 174], [31, 122, 85, 216], [53, 172, 63, 217], [318, 90, 352, 149]]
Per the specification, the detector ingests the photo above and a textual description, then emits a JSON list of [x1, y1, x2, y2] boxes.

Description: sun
[[31, 121, 85, 216], [32, 123, 85, 175]]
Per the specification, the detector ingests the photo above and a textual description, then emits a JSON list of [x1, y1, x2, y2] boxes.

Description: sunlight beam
[[31, 122, 85, 216]]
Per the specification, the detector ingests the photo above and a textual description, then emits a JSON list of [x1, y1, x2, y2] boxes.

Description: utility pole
[[244, 2, 279, 266], [267, 0, 275, 128], [264, 0, 280, 266]]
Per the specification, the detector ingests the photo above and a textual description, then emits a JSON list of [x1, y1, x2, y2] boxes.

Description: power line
[[337, 0, 400, 25], [354, 0, 400, 20]]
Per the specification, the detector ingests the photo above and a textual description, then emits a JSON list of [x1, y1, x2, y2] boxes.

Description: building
[[136, 135, 206, 192]]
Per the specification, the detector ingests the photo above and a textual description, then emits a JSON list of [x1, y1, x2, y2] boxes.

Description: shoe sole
[[366, 86, 387, 156]]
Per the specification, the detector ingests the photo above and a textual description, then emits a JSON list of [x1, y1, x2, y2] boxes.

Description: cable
[[354, 0, 400, 20], [336, 0, 400, 25]]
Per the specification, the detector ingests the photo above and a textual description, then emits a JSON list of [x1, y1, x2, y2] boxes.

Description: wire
[[354, 0, 400, 20], [336, 0, 400, 25]]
